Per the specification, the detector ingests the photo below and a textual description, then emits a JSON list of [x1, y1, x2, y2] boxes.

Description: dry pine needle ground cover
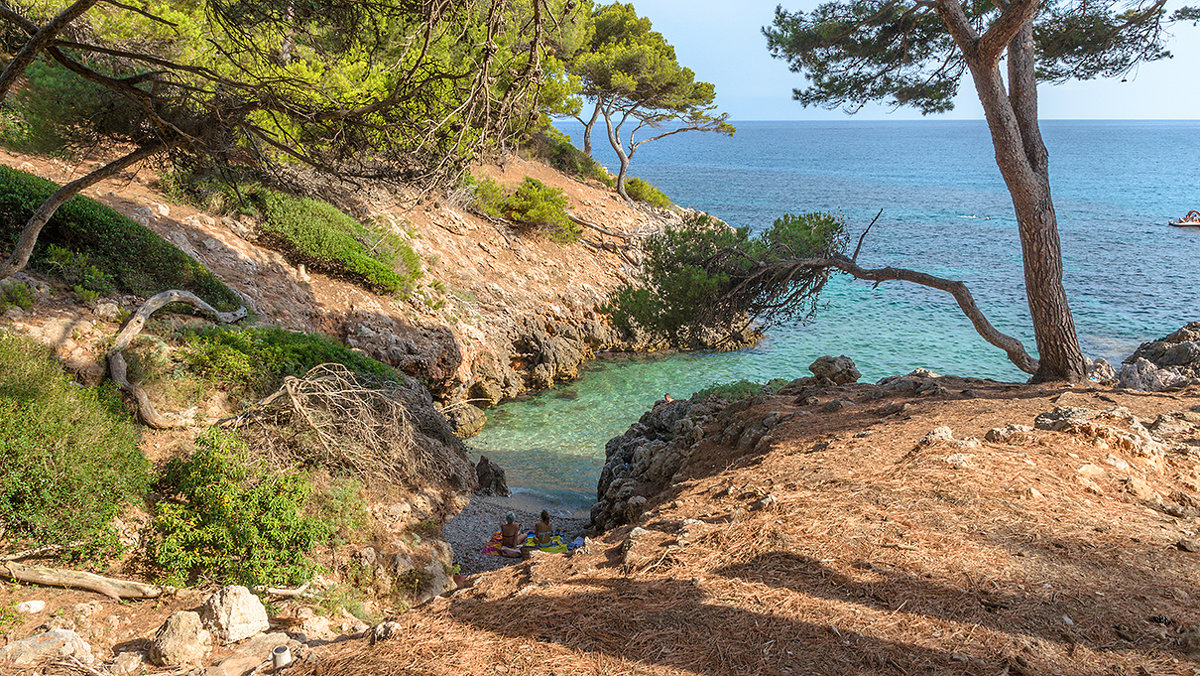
[[300, 379, 1200, 676]]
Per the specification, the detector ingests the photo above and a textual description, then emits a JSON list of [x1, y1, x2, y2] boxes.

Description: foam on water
[[472, 120, 1200, 509]]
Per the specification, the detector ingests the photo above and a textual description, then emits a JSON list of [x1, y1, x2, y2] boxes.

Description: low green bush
[[465, 174, 505, 218], [251, 188, 421, 295], [624, 176, 671, 208], [505, 178, 580, 244], [0, 281, 34, 314], [0, 333, 150, 557], [182, 326, 397, 397], [693, 378, 790, 401], [0, 165, 242, 311], [527, 128, 612, 185], [153, 428, 331, 587]]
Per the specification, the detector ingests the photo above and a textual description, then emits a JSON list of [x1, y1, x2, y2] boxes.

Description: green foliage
[[182, 326, 397, 397], [153, 428, 331, 587], [43, 244, 117, 295], [0, 281, 34, 314], [0, 166, 241, 311], [693, 378, 790, 401], [527, 128, 612, 185], [506, 178, 579, 243], [0, 601, 18, 632], [309, 478, 370, 546], [466, 174, 506, 218], [0, 333, 150, 557], [251, 188, 421, 295], [609, 211, 846, 338], [624, 176, 671, 207]]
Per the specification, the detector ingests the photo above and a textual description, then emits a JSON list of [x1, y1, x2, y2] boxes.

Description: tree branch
[[978, 0, 1041, 64], [0, 0, 101, 102]]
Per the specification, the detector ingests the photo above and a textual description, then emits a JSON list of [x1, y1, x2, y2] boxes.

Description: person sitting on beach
[[534, 510, 552, 546], [499, 512, 523, 558]]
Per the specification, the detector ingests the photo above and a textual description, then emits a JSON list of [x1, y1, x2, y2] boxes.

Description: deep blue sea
[[473, 120, 1200, 511]]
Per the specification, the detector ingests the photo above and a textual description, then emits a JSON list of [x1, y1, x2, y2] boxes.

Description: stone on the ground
[[1178, 539, 1200, 553], [446, 404, 487, 439], [1087, 358, 1118, 384], [475, 455, 510, 496], [148, 611, 212, 667], [1123, 477, 1161, 504], [113, 651, 146, 675], [0, 628, 93, 666], [370, 621, 403, 645], [16, 600, 45, 614], [809, 355, 861, 384], [200, 585, 270, 644], [94, 301, 121, 322], [206, 632, 301, 676], [919, 426, 954, 446], [1119, 357, 1191, 392]]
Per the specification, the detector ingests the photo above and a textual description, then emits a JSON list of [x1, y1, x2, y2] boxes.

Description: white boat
[[1170, 210, 1200, 227]]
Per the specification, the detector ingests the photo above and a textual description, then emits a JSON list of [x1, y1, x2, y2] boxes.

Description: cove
[[472, 120, 1200, 511]]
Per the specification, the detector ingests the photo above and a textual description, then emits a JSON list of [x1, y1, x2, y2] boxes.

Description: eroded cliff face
[[0, 149, 754, 439]]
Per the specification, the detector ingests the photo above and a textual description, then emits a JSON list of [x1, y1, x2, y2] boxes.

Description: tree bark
[[109, 290, 247, 429], [601, 103, 633, 202], [581, 98, 602, 156], [0, 142, 167, 280], [0, 0, 101, 102], [0, 561, 172, 600], [938, 0, 1086, 382]]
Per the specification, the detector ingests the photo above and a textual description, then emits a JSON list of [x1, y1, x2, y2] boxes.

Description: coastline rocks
[[0, 629, 93, 667], [809, 355, 861, 385], [200, 585, 269, 644], [475, 455, 510, 497], [1087, 358, 1118, 385], [1120, 322, 1200, 391], [148, 611, 212, 667], [446, 404, 487, 439]]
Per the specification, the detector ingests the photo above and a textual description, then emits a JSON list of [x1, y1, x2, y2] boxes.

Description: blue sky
[[623, 0, 1200, 120]]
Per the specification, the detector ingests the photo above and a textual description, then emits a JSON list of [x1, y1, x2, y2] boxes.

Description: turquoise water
[[474, 120, 1200, 509]]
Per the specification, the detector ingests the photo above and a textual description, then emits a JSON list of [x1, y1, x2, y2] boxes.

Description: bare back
[[500, 522, 523, 548]]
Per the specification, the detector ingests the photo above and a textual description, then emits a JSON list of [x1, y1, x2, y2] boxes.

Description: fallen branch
[[0, 561, 173, 599], [1, 541, 84, 562], [255, 581, 315, 598], [108, 289, 246, 429], [569, 214, 635, 241]]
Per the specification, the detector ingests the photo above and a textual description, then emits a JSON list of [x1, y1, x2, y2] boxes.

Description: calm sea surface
[[474, 120, 1200, 510]]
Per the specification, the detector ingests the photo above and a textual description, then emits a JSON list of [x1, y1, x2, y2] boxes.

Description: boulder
[[475, 455, 510, 496], [0, 628, 93, 666], [148, 612, 212, 667], [446, 404, 487, 439], [113, 651, 147, 675], [16, 600, 45, 614], [809, 355, 861, 385], [200, 585, 269, 644], [1126, 322, 1200, 377], [919, 426, 955, 446], [1086, 358, 1118, 384], [1119, 358, 1192, 392]]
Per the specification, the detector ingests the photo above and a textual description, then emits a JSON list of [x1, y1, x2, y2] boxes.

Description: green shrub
[[308, 478, 370, 546], [625, 176, 671, 208], [182, 326, 396, 397], [44, 244, 117, 294], [693, 378, 790, 401], [505, 178, 580, 244], [0, 165, 242, 311], [527, 128, 612, 185], [0, 281, 34, 313], [0, 333, 150, 557], [251, 188, 421, 295], [153, 428, 331, 587], [465, 174, 505, 218]]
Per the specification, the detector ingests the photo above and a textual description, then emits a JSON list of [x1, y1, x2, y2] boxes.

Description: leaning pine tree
[[762, 0, 1195, 382]]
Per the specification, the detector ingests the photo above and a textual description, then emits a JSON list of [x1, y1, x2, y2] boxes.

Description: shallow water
[[472, 120, 1200, 509]]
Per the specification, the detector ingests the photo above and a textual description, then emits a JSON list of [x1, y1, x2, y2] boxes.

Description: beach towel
[[480, 530, 504, 556], [524, 534, 569, 553]]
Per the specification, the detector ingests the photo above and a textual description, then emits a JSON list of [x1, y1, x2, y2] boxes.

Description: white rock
[[1076, 464, 1106, 478], [200, 585, 270, 644], [113, 651, 146, 675], [153, 202, 170, 218], [0, 628, 93, 666], [148, 611, 211, 667], [16, 600, 45, 614], [94, 301, 121, 322], [1119, 358, 1191, 392], [919, 426, 955, 446]]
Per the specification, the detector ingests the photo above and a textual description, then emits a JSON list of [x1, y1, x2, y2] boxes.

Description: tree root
[[108, 289, 246, 429], [0, 561, 173, 600]]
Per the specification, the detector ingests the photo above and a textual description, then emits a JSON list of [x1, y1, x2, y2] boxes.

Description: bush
[[0, 165, 242, 311], [0, 281, 34, 313], [0, 333, 150, 556], [465, 174, 506, 218], [527, 128, 612, 185], [251, 188, 421, 295], [693, 378, 790, 401], [182, 326, 397, 397], [505, 178, 580, 244], [624, 176, 671, 208], [153, 428, 331, 587]]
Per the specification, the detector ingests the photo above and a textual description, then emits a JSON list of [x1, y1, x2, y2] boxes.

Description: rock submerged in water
[[809, 355, 860, 385]]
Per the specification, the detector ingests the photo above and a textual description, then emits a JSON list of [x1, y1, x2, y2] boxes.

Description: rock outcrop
[[475, 455, 510, 497], [0, 628, 93, 667], [809, 355, 861, 385], [1120, 322, 1200, 391]]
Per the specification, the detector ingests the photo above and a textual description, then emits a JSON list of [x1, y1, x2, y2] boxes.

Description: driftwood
[[0, 561, 173, 600], [0, 541, 83, 562], [107, 289, 246, 429]]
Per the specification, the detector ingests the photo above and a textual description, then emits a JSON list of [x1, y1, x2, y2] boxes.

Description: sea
[[472, 119, 1200, 512]]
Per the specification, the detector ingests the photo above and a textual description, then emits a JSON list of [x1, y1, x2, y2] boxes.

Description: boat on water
[[1170, 210, 1200, 227]]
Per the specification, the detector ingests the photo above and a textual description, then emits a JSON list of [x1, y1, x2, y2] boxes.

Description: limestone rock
[[370, 621, 403, 645], [200, 585, 269, 644], [475, 455, 510, 497], [809, 355, 861, 385], [0, 628, 93, 666], [1086, 357, 1118, 384], [16, 600, 45, 614], [1126, 322, 1200, 377], [207, 632, 301, 676], [985, 424, 1037, 445], [113, 651, 146, 675], [1119, 357, 1192, 392], [446, 404, 487, 439], [149, 612, 212, 667], [919, 426, 954, 446], [1123, 477, 1161, 504]]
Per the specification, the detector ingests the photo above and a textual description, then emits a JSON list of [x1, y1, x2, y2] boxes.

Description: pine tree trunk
[[954, 54, 1086, 381], [582, 99, 602, 156]]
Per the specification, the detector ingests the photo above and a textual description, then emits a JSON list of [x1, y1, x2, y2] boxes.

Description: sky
[[621, 0, 1200, 120]]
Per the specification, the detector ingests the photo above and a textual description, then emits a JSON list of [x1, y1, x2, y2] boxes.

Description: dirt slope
[[297, 376, 1200, 676]]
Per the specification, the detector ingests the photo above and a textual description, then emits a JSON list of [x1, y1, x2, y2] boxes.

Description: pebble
[[16, 600, 45, 614], [1178, 539, 1200, 553]]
